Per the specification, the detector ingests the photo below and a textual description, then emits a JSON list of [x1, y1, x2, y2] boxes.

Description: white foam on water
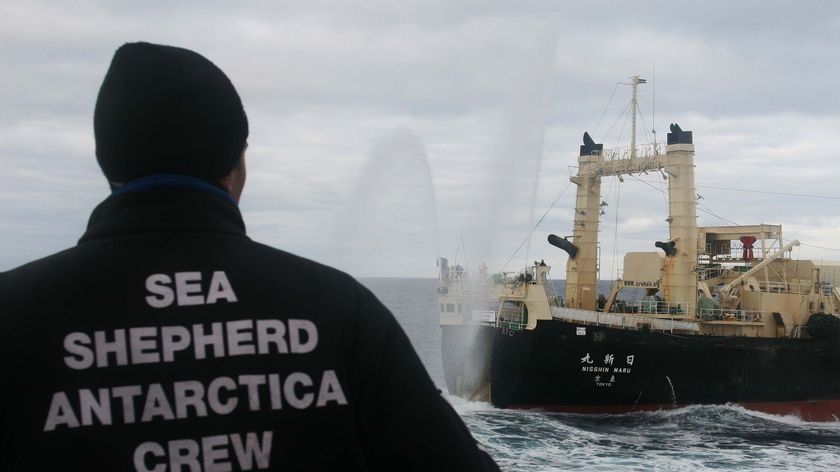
[[444, 392, 496, 415], [458, 403, 840, 471], [719, 402, 840, 428]]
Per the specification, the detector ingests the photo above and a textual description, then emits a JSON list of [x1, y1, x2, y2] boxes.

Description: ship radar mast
[[618, 75, 647, 159], [616, 75, 662, 156], [619, 75, 656, 159]]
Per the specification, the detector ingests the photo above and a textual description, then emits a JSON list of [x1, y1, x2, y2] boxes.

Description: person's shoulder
[[0, 246, 91, 325], [240, 241, 391, 323], [0, 247, 80, 292], [244, 240, 366, 292]]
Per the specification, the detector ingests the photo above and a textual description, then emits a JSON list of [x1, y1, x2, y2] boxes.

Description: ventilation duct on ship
[[548, 234, 578, 259], [655, 240, 677, 257], [579, 132, 603, 156], [740, 236, 757, 261], [667, 123, 693, 144]]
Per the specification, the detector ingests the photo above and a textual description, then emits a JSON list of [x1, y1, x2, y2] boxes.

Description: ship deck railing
[[696, 265, 760, 280], [699, 247, 770, 262], [600, 143, 661, 162], [550, 306, 701, 333], [757, 280, 814, 295], [623, 299, 693, 315], [439, 281, 498, 302], [698, 266, 726, 280], [699, 308, 766, 323], [476, 320, 527, 331]]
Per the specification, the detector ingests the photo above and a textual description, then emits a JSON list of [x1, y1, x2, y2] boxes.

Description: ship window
[[440, 303, 445, 313], [446, 303, 456, 312]]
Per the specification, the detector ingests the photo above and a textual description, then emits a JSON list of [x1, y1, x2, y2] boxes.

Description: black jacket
[[0, 184, 498, 471]]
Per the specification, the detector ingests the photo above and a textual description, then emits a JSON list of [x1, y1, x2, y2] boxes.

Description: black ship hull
[[443, 319, 840, 421]]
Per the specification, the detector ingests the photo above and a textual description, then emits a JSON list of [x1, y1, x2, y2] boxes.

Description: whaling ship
[[439, 77, 840, 421]]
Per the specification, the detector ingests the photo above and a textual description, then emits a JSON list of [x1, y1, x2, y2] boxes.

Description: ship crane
[[717, 239, 800, 309]]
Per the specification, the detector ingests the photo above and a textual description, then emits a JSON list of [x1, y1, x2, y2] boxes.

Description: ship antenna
[[652, 65, 658, 155], [460, 236, 469, 275], [622, 75, 646, 159], [617, 76, 647, 156], [630, 75, 638, 159]]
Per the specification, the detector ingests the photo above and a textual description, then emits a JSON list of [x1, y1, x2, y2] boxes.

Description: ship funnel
[[655, 240, 677, 257], [548, 234, 578, 259]]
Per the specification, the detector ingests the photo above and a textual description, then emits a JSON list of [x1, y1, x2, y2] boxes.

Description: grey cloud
[[2, 1, 840, 276]]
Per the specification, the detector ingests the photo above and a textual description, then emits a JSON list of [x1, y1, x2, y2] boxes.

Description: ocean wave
[[461, 404, 840, 471]]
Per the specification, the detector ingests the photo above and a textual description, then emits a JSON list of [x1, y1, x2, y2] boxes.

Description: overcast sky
[[3, 1, 840, 278]]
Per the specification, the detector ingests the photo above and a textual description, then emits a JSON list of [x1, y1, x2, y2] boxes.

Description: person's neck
[[110, 174, 234, 204]]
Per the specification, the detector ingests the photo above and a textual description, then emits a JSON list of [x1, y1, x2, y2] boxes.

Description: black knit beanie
[[94, 42, 248, 183]]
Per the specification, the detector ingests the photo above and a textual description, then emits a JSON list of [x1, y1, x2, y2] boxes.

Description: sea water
[[361, 277, 840, 472]]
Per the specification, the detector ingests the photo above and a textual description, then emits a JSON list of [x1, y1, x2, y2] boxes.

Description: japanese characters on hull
[[579, 352, 635, 388]]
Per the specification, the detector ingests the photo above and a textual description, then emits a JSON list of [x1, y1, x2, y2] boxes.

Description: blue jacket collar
[[111, 174, 234, 204]]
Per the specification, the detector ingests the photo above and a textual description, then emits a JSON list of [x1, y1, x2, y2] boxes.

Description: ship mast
[[630, 75, 640, 160], [562, 76, 697, 314]]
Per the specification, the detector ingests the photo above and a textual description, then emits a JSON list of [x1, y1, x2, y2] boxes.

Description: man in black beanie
[[0, 42, 498, 471]]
